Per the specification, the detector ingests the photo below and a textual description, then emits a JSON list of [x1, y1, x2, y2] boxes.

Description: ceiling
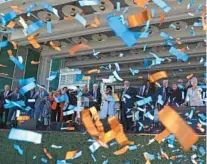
[[1, 0, 206, 87]]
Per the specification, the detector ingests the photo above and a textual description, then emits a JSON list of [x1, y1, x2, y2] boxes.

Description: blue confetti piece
[[47, 21, 52, 33], [42, 2, 60, 18], [56, 160, 72, 164], [74, 74, 83, 82], [74, 13, 87, 26], [163, 39, 174, 46], [26, 4, 39, 16], [102, 159, 108, 164], [145, 152, 155, 160], [0, 29, 14, 33], [189, 29, 196, 36], [137, 96, 152, 106], [160, 32, 173, 39], [109, 141, 117, 147], [10, 56, 24, 70], [193, 22, 203, 27], [33, 155, 37, 159], [144, 58, 149, 69], [196, 4, 203, 13], [19, 82, 36, 95], [47, 72, 57, 81], [13, 144, 24, 155], [152, 0, 171, 13], [107, 14, 141, 47], [19, 77, 36, 86], [143, 44, 147, 51], [91, 154, 96, 162], [144, 20, 150, 32], [76, 91, 83, 98], [129, 68, 139, 75], [191, 145, 197, 151], [177, 0, 183, 4], [117, 2, 121, 11], [170, 23, 177, 29], [169, 47, 189, 62], [27, 20, 43, 35], [129, 145, 137, 151], [41, 157, 48, 163], [4, 100, 25, 109], [199, 147, 206, 156], [79, 0, 100, 6], [1, 11, 16, 27], [187, 0, 195, 9], [55, 95, 67, 103], [198, 114, 206, 121], [0, 40, 8, 48]]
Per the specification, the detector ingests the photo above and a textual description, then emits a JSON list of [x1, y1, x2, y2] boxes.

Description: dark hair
[[63, 87, 68, 90], [106, 85, 112, 90]]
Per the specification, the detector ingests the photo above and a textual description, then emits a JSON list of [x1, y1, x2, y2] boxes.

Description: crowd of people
[[0, 76, 205, 131]]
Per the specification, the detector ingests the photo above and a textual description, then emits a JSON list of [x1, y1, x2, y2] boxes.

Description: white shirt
[[185, 87, 203, 106]]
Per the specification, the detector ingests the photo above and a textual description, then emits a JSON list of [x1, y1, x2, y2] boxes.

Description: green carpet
[[0, 130, 206, 164]]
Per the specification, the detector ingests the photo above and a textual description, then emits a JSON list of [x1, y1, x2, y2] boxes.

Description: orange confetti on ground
[[158, 106, 199, 151], [154, 129, 171, 143], [127, 8, 152, 28], [148, 71, 168, 83], [43, 148, 53, 159], [65, 151, 77, 160], [69, 43, 91, 55], [113, 145, 129, 155]]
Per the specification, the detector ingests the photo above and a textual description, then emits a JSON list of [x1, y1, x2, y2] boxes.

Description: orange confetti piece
[[159, 12, 165, 26], [99, 130, 116, 144], [63, 16, 73, 21], [113, 93, 120, 101], [148, 71, 168, 83], [196, 123, 205, 132], [43, 148, 53, 159], [113, 145, 129, 155], [16, 116, 30, 121], [186, 73, 194, 79], [10, 41, 18, 49], [69, 43, 91, 55], [66, 127, 75, 131], [7, 50, 13, 57], [134, 0, 149, 8], [176, 40, 182, 45], [10, 6, 22, 13], [127, 8, 152, 28], [49, 41, 61, 51], [81, 109, 100, 137], [170, 156, 176, 160], [87, 69, 100, 74], [0, 64, 7, 67], [31, 61, 40, 65], [27, 35, 41, 49], [202, 7, 207, 30], [87, 16, 101, 28], [82, 76, 90, 80], [158, 106, 199, 151], [7, 21, 16, 28], [65, 151, 77, 160], [154, 129, 171, 143], [143, 152, 152, 164]]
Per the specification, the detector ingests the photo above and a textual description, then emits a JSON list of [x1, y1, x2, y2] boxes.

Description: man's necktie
[[163, 88, 166, 101]]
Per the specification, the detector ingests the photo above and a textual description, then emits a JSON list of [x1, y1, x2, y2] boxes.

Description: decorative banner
[[69, 44, 91, 55], [148, 71, 168, 83], [50, 41, 61, 51], [158, 106, 199, 151], [127, 8, 152, 28]]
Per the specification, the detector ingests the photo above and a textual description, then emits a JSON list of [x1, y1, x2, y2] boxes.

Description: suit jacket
[[120, 87, 136, 109], [25, 90, 36, 108], [89, 88, 102, 104], [169, 89, 182, 106], [0, 90, 12, 113], [157, 87, 171, 105]]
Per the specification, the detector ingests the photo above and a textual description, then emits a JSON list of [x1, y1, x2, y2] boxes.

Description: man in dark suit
[[157, 79, 171, 109], [7, 87, 25, 124], [0, 85, 12, 124], [89, 84, 102, 111], [120, 80, 136, 131], [25, 88, 36, 118]]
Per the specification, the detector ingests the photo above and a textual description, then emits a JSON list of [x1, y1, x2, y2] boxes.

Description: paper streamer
[[74, 13, 87, 26], [87, 69, 100, 74], [152, 0, 171, 13], [129, 68, 139, 75], [42, 2, 60, 18], [69, 44, 91, 55], [13, 144, 23, 155], [10, 6, 22, 13], [127, 8, 152, 28], [50, 41, 61, 51], [0, 40, 8, 48], [113, 145, 129, 155], [44, 148, 53, 159], [19, 77, 36, 86], [148, 71, 168, 83], [27, 34, 41, 49], [27, 20, 43, 35], [65, 151, 77, 160], [117, 2, 121, 11], [19, 82, 36, 95], [79, 0, 100, 6], [1, 11, 17, 27], [8, 50, 24, 70], [26, 4, 39, 16], [9, 128, 42, 144], [158, 106, 199, 151], [7, 21, 16, 28], [113, 71, 123, 81]]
